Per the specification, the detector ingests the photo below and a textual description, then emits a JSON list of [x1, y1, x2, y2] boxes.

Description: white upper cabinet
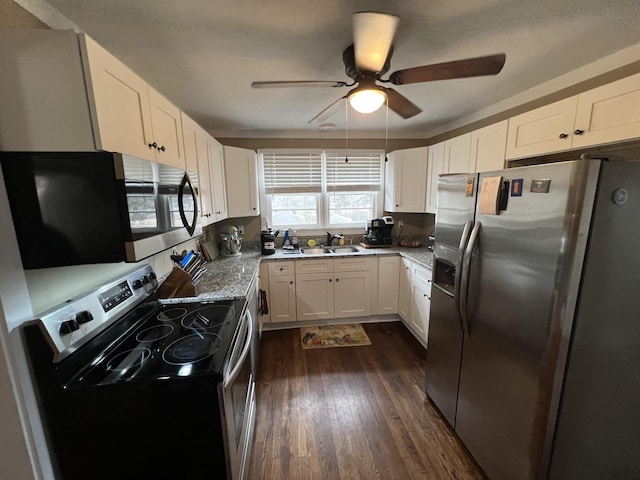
[[469, 120, 508, 172], [0, 29, 185, 168], [209, 138, 229, 222], [506, 72, 640, 159], [384, 147, 429, 213], [444, 133, 472, 174], [83, 35, 185, 168], [147, 86, 185, 169], [505, 97, 579, 159], [224, 146, 260, 217], [572, 72, 640, 148], [426, 142, 445, 214], [81, 34, 156, 161]]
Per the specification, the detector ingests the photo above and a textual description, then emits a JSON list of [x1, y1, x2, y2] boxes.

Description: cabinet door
[[411, 277, 431, 345], [148, 87, 185, 169], [469, 120, 508, 173], [384, 147, 428, 212], [572, 72, 640, 148], [81, 35, 155, 161], [445, 133, 472, 174], [296, 273, 334, 321], [378, 256, 400, 314], [398, 258, 412, 322], [258, 262, 270, 324], [334, 271, 373, 318], [505, 97, 578, 160], [181, 113, 202, 216], [195, 127, 214, 225], [209, 138, 229, 222], [426, 142, 445, 214], [224, 146, 260, 217], [268, 274, 296, 322]]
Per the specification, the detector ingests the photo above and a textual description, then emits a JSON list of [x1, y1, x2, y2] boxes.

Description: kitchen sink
[[300, 247, 332, 255], [330, 246, 359, 254]]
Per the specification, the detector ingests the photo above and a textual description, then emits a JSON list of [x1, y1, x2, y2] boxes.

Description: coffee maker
[[219, 225, 242, 256], [365, 216, 394, 245]]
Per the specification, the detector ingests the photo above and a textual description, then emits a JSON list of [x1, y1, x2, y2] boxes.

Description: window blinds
[[325, 151, 383, 192], [262, 152, 322, 193]]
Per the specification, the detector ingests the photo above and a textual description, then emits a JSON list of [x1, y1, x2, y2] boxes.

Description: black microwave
[[0, 151, 200, 269]]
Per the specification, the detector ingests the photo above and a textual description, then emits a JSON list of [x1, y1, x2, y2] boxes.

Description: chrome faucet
[[326, 232, 343, 246]]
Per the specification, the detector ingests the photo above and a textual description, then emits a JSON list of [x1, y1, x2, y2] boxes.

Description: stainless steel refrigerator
[[426, 159, 640, 480]]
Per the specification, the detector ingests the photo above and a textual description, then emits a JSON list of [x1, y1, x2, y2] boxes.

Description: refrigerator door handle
[[460, 221, 481, 337], [454, 220, 474, 331]]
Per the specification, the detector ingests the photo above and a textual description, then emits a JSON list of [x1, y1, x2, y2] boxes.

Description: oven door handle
[[223, 310, 253, 389]]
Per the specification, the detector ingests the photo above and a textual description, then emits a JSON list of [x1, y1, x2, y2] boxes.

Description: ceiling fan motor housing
[[343, 44, 392, 80]]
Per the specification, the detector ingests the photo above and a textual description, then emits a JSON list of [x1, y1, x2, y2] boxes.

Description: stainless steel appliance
[[0, 151, 200, 268], [23, 265, 256, 480], [426, 159, 640, 479], [364, 216, 394, 245], [220, 225, 243, 257]]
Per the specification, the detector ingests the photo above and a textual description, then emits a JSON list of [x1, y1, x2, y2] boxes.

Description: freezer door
[[549, 160, 640, 479], [425, 173, 476, 426], [454, 160, 599, 480]]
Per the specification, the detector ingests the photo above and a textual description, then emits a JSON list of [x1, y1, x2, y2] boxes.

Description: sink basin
[[300, 247, 331, 255], [330, 246, 359, 254]]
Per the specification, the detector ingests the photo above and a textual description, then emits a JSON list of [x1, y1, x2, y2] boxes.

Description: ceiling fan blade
[[308, 95, 347, 124], [252, 80, 349, 88], [382, 87, 422, 119], [353, 11, 399, 73], [388, 53, 506, 85]]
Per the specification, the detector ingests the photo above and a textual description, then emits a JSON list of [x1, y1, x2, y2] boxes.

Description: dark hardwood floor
[[248, 321, 485, 479]]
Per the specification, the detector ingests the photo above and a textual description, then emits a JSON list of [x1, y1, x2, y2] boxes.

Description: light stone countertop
[[161, 245, 433, 304]]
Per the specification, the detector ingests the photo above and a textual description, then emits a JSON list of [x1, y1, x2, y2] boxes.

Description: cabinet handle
[[148, 141, 158, 149], [157, 145, 166, 152], [336, 278, 340, 282], [395, 204, 399, 207], [329, 279, 332, 283], [253, 207, 256, 210], [574, 129, 584, 135], [279, 267, 283, 271], [216, 211, 221, 215], [289, 281, 293, 285], [559, 133, 569, 139]]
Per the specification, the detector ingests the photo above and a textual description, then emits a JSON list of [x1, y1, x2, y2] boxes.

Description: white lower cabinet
[[267, 262, 296, 323], [398, 257, 412, 321], [262, 256, 427, 336], [410, 265, 432, 345], [378, 256, 400, 314]]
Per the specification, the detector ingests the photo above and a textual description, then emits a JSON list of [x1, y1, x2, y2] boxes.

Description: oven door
[[222, 308, 256, 480]]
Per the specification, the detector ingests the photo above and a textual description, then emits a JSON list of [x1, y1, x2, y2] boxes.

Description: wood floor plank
[[248, 322, 485, 480]]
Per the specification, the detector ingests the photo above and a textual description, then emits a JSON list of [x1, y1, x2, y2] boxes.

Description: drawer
[[412, 263, 432, 286], [334, 257, 377, 272], [267, 261, 295, 276], [295, 259, 333, 274]]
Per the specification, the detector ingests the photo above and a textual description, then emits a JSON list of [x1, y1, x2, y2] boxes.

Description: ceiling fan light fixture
[[349, 89, 386, 114]]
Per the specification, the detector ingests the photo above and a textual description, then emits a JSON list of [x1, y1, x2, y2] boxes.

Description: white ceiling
[[35, 0, 640, 138]]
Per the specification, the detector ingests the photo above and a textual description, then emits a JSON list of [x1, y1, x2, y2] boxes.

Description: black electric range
[[24, 264, 248, 480]]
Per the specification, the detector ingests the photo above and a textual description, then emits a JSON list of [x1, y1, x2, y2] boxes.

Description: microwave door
[[179, 172, 198, 236]]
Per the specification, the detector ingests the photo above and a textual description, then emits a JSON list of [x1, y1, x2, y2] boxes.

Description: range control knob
[[132, 279, 143, 289], [148, 272, 157, 281], [59, 319, 80, 335], [76, 310, 94, 324], [141, 275, 150, 285]]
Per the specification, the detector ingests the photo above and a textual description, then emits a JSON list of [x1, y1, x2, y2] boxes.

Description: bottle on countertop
[[283, 229, 291, 249], [291, 229, 299, 249]]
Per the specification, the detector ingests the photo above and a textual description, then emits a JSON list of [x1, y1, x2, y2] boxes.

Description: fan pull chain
[[385, 97, 389, 162], [344, 99, 349, 163]]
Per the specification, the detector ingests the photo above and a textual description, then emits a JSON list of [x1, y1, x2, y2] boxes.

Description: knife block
[[156, 266, 200, 299]]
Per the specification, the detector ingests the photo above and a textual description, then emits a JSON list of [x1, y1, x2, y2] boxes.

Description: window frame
[[258, 149, 385, 235]]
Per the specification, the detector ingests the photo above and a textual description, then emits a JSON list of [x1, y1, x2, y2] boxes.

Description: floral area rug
[[300, 324, 371, 349]]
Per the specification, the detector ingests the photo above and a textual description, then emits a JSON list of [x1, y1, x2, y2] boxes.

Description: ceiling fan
[[251, 11, 506, 124]]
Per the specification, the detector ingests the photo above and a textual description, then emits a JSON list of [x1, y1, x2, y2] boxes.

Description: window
[[259, 149, 384, 232]]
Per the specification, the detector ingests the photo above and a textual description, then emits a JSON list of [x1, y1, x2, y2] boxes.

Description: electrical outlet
[[397, 220, 404, 229], [237, 225, 244, 235]]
